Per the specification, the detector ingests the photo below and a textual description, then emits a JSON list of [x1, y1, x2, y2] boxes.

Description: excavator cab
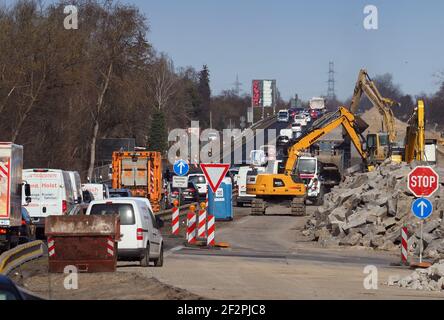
[[366, 132, 391, 165]]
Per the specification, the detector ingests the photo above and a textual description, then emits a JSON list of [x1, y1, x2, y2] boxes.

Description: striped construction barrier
[[171, 200, 180, 235], [47, 237, 55, 257], [207, 214, 215, 246], [198, 202, 207, 240], [401, 226, 408, 265], [186, 205, 197, 244]]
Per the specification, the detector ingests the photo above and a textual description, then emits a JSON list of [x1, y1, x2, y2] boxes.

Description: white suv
[[86, 197, 164, 267]]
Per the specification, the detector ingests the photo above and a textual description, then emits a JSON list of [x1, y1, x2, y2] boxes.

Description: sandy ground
[[9, 257, 201, 300]]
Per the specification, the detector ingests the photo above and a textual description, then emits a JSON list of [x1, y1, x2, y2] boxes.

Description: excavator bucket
[[354, 115, 369, 134]]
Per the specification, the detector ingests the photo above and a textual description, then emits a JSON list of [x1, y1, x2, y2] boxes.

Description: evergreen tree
[[197, 65, 211, 127], [147, 110, 168, 153]]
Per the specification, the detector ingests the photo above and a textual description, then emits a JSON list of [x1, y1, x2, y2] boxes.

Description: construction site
[[0, 0, 444, 309]]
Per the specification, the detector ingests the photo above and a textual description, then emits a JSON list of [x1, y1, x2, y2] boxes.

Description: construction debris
[[388, 260, 444, 291], [304, 161, 444, 260]]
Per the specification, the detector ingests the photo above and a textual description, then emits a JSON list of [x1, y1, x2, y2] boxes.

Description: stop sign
[[408, 166, 440, 197]]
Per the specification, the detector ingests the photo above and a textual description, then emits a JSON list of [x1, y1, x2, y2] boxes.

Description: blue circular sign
[[411, 198, 433, 220], [173, 159, 189, 176]]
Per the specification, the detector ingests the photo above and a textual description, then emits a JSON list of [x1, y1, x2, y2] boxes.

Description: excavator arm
[[284, 107, 368, 174], [349, 69, 399, 144], [404, 100, 425, 163]]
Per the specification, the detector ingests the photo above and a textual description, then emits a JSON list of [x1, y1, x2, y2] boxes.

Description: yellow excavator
[[247, 107, 369, 216], [349, 69, 400, 164], [404, 100, 425, 162]]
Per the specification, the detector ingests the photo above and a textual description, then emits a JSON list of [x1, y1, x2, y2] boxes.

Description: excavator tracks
[[291, 197, 306, 216], [251, 198, 266, 215]]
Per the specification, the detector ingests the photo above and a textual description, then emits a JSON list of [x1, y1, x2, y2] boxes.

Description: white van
[[68, 171, 82, 204], [86, 197, 164, 267], [82, 183, 109, 201], [277, 110, 290, 123], [22, 169, 76, 231], [235, 166, 266, 206]]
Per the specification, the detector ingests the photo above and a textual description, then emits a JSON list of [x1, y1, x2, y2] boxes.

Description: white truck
[[309, 97, 326, 110], [0, 143, 31, 252]]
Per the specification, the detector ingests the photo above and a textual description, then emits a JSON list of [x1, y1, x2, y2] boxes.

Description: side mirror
[[24, 183, 31, 197], [156, 216, 164, 228]]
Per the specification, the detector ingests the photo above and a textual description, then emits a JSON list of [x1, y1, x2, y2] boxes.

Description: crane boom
[[284, 107, 369, 174], [349, 69, 399, 143]]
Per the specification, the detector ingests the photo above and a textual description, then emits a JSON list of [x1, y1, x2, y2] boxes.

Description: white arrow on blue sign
[[411, 198, 433, 220], [173, 159, 189, 176]]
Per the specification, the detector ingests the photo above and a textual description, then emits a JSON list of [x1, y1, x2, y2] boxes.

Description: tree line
[[0, 0, 251, 178]]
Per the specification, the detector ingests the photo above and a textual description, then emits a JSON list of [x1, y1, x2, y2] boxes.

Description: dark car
[[172, 182, 199, 204], [0, 275, 24, 300], [19, 208, 36, 244]]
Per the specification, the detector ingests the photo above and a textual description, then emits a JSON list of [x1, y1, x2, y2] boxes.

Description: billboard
[[251, 80, 276, 108]]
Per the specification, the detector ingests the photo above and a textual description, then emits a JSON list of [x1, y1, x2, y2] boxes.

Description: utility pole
[[327, 61, 336, 101], [209, 110, 212, 129], [233, 74, 242, 96]]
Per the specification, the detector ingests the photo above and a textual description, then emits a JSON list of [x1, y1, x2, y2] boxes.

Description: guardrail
[[0, 240, 45, 276]]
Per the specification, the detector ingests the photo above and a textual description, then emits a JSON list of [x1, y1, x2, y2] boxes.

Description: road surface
[[119, 206, 444, 299]]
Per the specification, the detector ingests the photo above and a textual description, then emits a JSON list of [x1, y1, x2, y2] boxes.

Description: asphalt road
[[119, 205, 444, 299]]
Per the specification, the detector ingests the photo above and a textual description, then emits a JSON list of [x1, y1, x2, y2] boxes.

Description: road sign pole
[[420, 220, 424, 264]]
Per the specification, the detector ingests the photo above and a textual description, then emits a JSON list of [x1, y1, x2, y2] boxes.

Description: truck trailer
[[111, 151, 163, 212], [0, 143, 30, 252]]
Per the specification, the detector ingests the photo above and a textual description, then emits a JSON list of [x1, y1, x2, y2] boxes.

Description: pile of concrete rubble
[[303, 161, 444, 260], [388, 260, 444, 291]]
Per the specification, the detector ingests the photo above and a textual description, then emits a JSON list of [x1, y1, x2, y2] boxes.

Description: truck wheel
[[140, 244, 150, 267], [154, 245, 164, 267]]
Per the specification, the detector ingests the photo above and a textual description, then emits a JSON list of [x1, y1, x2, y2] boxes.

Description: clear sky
[[3, 0, 443, 101], [135, 0, 444, 101]]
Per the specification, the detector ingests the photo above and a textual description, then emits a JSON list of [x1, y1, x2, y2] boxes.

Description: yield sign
[[200, 163, 230, 193]]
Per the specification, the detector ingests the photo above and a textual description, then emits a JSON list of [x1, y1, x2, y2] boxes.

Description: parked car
[[0, 275, 24, 300], [18, 208, 36, 244], [188, 174, 207, 198], [109, 188, 132, 198], [86, 197, 164, 267]]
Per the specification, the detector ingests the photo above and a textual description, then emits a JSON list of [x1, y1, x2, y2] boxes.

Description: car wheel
[[154, 244, 164, 267], [140, 244, 150, 267]]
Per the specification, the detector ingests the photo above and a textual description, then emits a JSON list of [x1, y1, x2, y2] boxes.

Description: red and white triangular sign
[[200, 163, 230, 193]]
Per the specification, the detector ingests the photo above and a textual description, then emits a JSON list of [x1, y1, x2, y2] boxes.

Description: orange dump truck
[[111, 151, 163, 212]]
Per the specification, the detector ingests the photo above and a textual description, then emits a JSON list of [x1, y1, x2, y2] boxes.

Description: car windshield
[[278, 112, 287, 117], [296, 159, 317, 174], [89, 203, 135, 225]]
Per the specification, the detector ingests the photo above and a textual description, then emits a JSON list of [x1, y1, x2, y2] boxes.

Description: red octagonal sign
[[408, 166, 439, 197]]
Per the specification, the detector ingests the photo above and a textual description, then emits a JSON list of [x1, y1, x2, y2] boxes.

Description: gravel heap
[[303, 160, 444, 259]]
